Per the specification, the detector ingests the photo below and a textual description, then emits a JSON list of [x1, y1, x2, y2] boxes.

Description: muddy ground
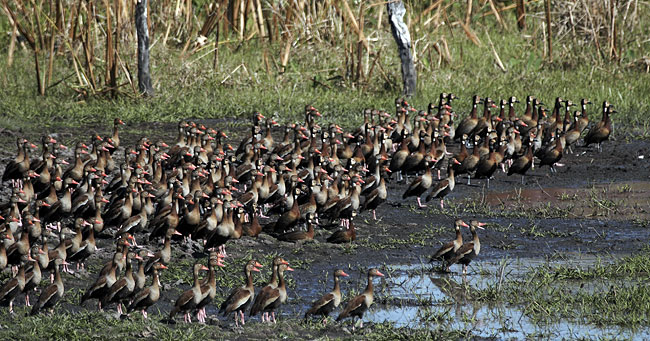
[[0, 120, 649, 339]]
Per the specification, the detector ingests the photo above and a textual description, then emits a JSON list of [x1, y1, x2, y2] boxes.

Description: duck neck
[[333, 274, 341, 295]]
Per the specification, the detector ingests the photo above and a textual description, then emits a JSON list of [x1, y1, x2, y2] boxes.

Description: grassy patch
[[474, 252, 650, 327]]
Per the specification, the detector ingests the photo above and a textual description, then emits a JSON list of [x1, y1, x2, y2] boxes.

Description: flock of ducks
[[0, 94, 613, 328]]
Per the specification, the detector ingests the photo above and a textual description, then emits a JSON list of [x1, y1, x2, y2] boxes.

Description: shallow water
[[362, 257, 649, 339]]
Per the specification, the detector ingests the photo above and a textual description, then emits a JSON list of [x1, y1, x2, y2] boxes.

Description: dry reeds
[[1, 0, 644, 97]]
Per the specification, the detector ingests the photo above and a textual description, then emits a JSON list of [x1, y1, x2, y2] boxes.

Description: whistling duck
[[81, 251, 122, 309], [148, 191, 182, 241], [426, 163, 458, 209], [23, 250, 43, 306], [305, 269, 349, 325], [106, 118, 125, 154], [129, 250, 150, 304], [539, 136, 564, 173], [145, 228, 179, 273], [584, 101, 614, 152], [219, 259, 262, 327], [429, 219, 468, 271], [104, 185, 135, 228], [361, 176, 387, 220], [449, 220, 486, 274], [6, 220, 32, 268], [327, 218, 357, 244], [455, 136, 481, 185], [41, 178, 77, 224], [277, 213, 316, 242], [101, 252, 142, 315], [564, 112, 582, 154], [250, 263, 293, 323], [251, 257, 288, 322], [169, 263, 210, 323], [242, 207, 262, 238], [67, 226, 96, 271], [195, 253, 226, 323], [507, 144, 534, 184], [475, 143, 502, 188], [573, 98, 592, 133], [336, 268, 384, 330], [0, 261, 29, 313], [331, 180, 362, 227], [455, 96, 482, 140], [116, 191, 154, 238], [64, 218, 86, 257], [402, 159, 434, 208], [273, 187, 302, 234], [62, 142, 89, 183], [30, 258, 65, 315], [127, 262, 167, 319], [3, 138, 35, 183]]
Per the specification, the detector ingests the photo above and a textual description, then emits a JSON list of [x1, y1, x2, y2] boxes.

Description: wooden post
[[213, 8, 220, 71], [387, 0, 416, 97], [516, 0, 526, 30], [544, 0, 552, 62], [136, 0, 154, 96]]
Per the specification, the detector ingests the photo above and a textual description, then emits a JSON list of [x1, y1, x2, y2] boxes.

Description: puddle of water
[[484, 181, 650, 220], [363, 258, 649, 339]]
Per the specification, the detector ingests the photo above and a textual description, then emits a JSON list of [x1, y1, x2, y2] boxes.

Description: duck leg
[[271, 311, 276, 324], [142, 310, 148, 319], [372, 209, 377, 220], [240, 310, 246, 325], [440, 199, 445, 210], [416, 197, 427, 208]]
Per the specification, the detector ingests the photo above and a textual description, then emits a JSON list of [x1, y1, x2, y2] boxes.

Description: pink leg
[[372, 210, 377, 220], [440, 199, 445, 210], [271, 312, 276, 324], [142, 310, 148, 319], [25, 295, 30, 306], [417, 197, 427, 208], [240, 310, 246, 325]]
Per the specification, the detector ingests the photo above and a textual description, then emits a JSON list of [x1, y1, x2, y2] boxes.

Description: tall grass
[[0, 1, 648, 134]]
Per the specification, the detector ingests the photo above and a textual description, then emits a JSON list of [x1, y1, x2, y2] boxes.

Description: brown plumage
[[101, 252, 141, 314], [336, 268, 384, 329], [402, 160, 434, 208], [448, 220, 486, 274], [249, 263, 293, 323], [195, 254, 226, 323], [584, 102, 614, 152], [0, 262, 28, 313], [430, 219, 468, 271], [219, 260, 262, 327], [426, 165, 457, 209], [30, 259, 65, 315], [305, 269, 349, 324], [507, 145, 534, 184], [127, 262, 166, 318], [327, 220, 357, 244], [277, 214, 315, 242], [169, 263, 209, 323]]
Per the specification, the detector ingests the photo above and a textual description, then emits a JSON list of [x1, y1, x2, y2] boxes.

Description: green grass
[[1, 15, 649, 136], [474, 251, 650, 327]]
